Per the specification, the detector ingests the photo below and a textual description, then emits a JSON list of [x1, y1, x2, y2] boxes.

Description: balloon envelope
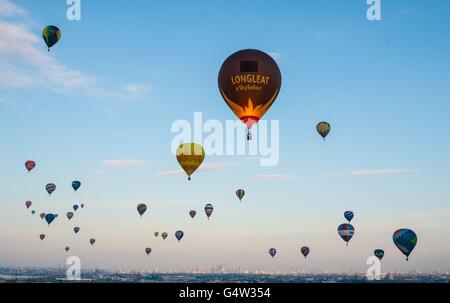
[[316, 122, 331, 140], [45, 213, 56, 225], [40, 234, 45, 240], [269, 248, 277, 258], [204, 204, 214, 219], [90, 238, 96, 245], [67, 212, 74, 220], [176, 143, 205, 180], [393, 229, 417, 261], [40, 212, 46, 219], [46, 183, 56, 195], [42, 25, 61, 50], [374, 249, 385, 261], [301, 246, 310, 258], [145, 248, 152, 255], [218, 49, 282, 140], [344, 211, 354, 223], [73, 205, 79, 211], [154, 232, 159, 237], [137, 203, 147, 217], [236, 189, 245, 201], [161, 232, 168, 240], [337, 223, 355, 245], [189, 210, 197, 219], [74, 227, 80, 234], [175, 230, 184, 242], [25, 201, 32, 209], [25, 160, 36, 172], [65, 246, 70, 252], [72, 181, 81, 192]]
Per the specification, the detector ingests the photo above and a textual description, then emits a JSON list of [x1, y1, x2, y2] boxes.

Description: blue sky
[[0, 0, 449, 272]]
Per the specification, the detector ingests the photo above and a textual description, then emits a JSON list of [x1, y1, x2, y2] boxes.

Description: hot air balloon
[[316, 122, 331, 140], [393, 229, 417, 261], [137, 203, 147, 217], [65, 246, 70, 252], [40, 234, 46, 240], [90, 238, 96, 245], [67, 212, 74, 220], [154, 232, 159, 237], [301, 246, 310, 258], [46, 183, 56, 196], [337, 223, 355, 246], [42, 25, 61, 51], [145, 248, 152, 255], [74, 227, 80, 234], [175, 230, 184, 242], [25, 160, 36, 173], [73, 205, 79, 212], [176, 143, 205, 180], [40, 212, 46, 219], [374, 249, 385, 261], [204, 204, 214, 220], [218, 49, 282, 140], [189, 210, 197, 219], [344, 211, 354, 223], [72, 181, 81, 192], [236, 189, 245, 201], [161, 232, 168, 240], [45, 213, 56, 226], [269, 248, 277, 258], [25, 201, 32, 209], [80, 203, 85, 209], [31, 210, 36, 215]]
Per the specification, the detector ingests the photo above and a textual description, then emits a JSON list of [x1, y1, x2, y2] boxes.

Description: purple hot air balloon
[[25, 201, 32, 209], [189, 210, 197, 219], [175, 230, 184, 242], [269, 248, 277, 258]]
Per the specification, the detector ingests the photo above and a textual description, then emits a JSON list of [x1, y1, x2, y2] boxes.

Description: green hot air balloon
[[42, 25, 61, 51]]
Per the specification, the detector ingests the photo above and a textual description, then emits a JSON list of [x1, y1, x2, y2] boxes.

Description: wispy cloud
[[251, 174, 297, 181], [157, 162, 241, 177], [341, 169, 416, 176], [0, 0, 151, 101], [0, 0, 26, 17], [102, 160, 145, 169]]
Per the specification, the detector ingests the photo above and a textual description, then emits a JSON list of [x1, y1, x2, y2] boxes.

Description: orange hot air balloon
[[218, 49, 282, 140], [176, 143, 205, 181]]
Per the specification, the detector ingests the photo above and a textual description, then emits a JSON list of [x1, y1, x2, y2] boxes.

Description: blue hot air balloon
[[337, 223, 355, 246], [204, 204, 214, 220], [72, 181, 81, 192], [73, 204, 79, 211], [45, 213, 56, 225], [393, 229, 417, 261], [344, 211, 354, 223], [175, 230, 184, 242]]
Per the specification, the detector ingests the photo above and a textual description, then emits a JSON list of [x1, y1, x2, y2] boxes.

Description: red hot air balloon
[[189, 210, 197, 219], [218, 49, 282, 140], [25, 160, 36, 173]]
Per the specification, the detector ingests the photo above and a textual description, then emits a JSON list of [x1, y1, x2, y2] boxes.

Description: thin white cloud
[[343, 169, 416, 176], [102, 160, 145, 169], [157, 162, 241, 177], [0, 1, 151, 101], [0, 0, 26, 17], [251, 174, 297, 181]]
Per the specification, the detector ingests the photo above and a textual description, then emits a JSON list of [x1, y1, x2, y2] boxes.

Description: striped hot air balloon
[[301, 246, 310, 258], [45, 183, 56, 196], [338, 223, 355, 246], [137, 203, 147, 217], [204, 204, 214, 220], [344, 211, 354, 223], [393, 229, 417, 261]]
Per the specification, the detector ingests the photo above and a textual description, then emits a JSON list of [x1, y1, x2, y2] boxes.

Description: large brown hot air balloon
[[218, 49, 282, 140]]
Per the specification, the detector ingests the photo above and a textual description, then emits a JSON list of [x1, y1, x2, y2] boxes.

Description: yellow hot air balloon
[[176, 143, 205, 180]]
